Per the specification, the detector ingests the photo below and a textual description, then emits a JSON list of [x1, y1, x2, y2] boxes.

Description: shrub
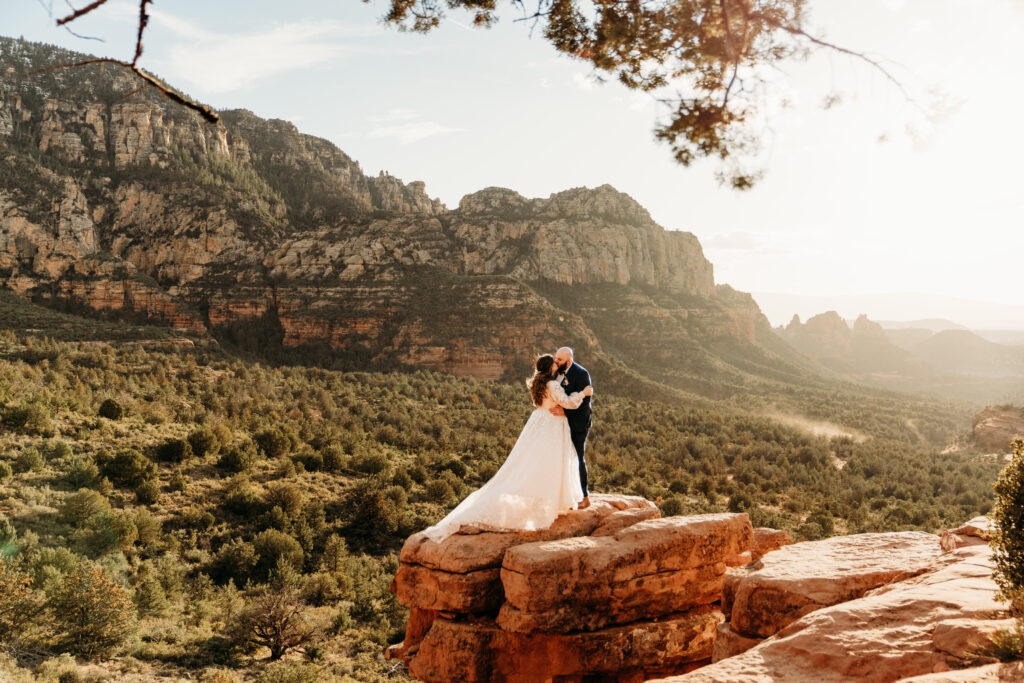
[[65, 457, 99, 489], [254, 428, 293, 459], [169, 470, 188, 492], [0, 461, 12, 480], [188, 426, 221, 459], [343, 480, 399, 551], [223, 477, 260, 515], [0, 560, 41, 642], [49, 441, 73, 460], [227, 589, 316, 661], [425, 479, 456, 506], [98, 399, 124, 420], [102, 449, 156, 488], [135, 478, 161, 505], [659, 496, 686, 517], [156, 438, 193, 463], [320, 445, 345, 472], [207, 539, 258, 585], [668, 478, 689, 494], [263, 483, 305, 519], [728, 491, 754, 513], [354, 451, 389, 475], [293, 449, 322, 472], [134, 575, 169, 616], [992, 439, 1024, 615], [253, 530, 304, 581], [4, 401, 52, 434], [218, 441, 258, 473], [60, 489, 111, 527], [50, 564, 137, 660], [134, 509, 161, 547], [15, 447, 45, 473]]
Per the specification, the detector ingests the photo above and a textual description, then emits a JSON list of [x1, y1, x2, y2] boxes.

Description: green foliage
[[0, 560, 41, 642], [133, 575, 169, 617], [134, 478, 162, 505], [3, 401, 52, 434], [255, 427, 293, 459], [98, 398, 124, 420], [101, 449, 157, 489], [188, 425, 221, 459], [659, 497, 686, 517], [980, 620, 1024, 662], [50, 564, 137, 660], [253, 530, 304, 582], [218, 441, 258, 473], [207, 539, 258, 586], [60, 489, 111, 527], [992, 439, 1024, 615], [156, 438, 193, 463], [0, 461, 11, 480], [64, 457, 100, 489], [15, 447, 44, 473], [344, 480, 400, 551]]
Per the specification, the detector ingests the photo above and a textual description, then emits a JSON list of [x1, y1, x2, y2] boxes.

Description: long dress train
[[422, 379, 586, 541]]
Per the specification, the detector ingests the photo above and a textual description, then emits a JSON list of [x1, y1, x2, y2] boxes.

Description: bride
[[422, 354, 593, 541]]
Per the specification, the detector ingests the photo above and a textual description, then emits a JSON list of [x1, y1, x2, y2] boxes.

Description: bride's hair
[[528, 354, 556, 407]]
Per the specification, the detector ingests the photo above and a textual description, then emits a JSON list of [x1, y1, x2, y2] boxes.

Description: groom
[[552, 346, 592, 509]]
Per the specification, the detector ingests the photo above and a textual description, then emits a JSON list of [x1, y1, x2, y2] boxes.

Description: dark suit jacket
[[561, 361, 592, 433]]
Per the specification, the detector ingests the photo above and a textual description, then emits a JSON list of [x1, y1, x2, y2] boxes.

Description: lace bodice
[[540, 378, 586, 411]]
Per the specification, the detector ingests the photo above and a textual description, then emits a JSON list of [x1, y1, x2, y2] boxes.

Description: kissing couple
[[422, 346, 594, 541]]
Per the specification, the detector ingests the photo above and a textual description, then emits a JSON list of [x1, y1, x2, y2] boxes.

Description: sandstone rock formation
[[658, 525, 1010, 683], [0, 36, 792, 396], [725, 531, 944, 639], [973, 405, 1024, 452], [388, 497, 754, 682]]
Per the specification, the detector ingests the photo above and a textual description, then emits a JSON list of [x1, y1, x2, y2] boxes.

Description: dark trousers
[[570, 429, 589, 497]]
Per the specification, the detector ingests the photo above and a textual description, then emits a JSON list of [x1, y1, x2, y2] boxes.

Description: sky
[[4, 0, 1024, 327]]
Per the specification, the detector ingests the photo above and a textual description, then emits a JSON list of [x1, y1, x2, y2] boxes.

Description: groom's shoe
[[578, 496, 591, 509]]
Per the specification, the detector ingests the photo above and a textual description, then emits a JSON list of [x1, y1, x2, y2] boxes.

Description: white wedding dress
[[422, 379, 586, 541]]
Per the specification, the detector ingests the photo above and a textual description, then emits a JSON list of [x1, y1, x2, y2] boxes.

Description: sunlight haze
[[5, 0, 1022, 326]]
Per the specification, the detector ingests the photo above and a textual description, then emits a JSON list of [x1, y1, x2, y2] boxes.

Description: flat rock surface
[[409, 607, 723, 683], [399, 493, 655, 573], [656, 545, 1005, 683], [897, 662, 1024, 681], [729, 531, 945, 637]]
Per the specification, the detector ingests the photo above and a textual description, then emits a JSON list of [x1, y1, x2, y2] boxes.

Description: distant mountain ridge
[[0, 35, 834, 405], [779, 310, 1024, 401]]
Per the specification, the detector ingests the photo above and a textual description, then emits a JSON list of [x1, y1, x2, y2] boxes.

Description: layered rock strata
[[972, 405, 1024, 452], [724, 531, 945, 640], [661, 521, 1010, 682], [388, 497, 754, 682]]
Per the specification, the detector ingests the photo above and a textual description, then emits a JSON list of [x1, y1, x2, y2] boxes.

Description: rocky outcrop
[[724, 531, 944, 639], [659, 522, 1010, 683], [973, 405, 1024, 452], [0, 36, 805, 396], [389, 498, 754, 682]]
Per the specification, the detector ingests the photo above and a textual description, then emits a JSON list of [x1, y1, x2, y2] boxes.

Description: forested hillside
[[0, 293, 1003, 681]]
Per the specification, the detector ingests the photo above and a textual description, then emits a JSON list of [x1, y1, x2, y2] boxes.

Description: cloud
[[146, 9, 366, 93], [368, 121, 462, 144]]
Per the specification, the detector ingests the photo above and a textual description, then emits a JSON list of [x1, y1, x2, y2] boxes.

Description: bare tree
[[226, 589, 318, 661]]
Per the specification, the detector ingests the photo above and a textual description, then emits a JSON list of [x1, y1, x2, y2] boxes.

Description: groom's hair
[[556, 346, 574, 358]]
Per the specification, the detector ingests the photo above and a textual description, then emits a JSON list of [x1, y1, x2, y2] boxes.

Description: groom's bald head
[[555, 347, 574, 372]]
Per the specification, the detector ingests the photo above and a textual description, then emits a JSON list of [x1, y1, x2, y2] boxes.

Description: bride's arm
[[548, 380, 586, 409]]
